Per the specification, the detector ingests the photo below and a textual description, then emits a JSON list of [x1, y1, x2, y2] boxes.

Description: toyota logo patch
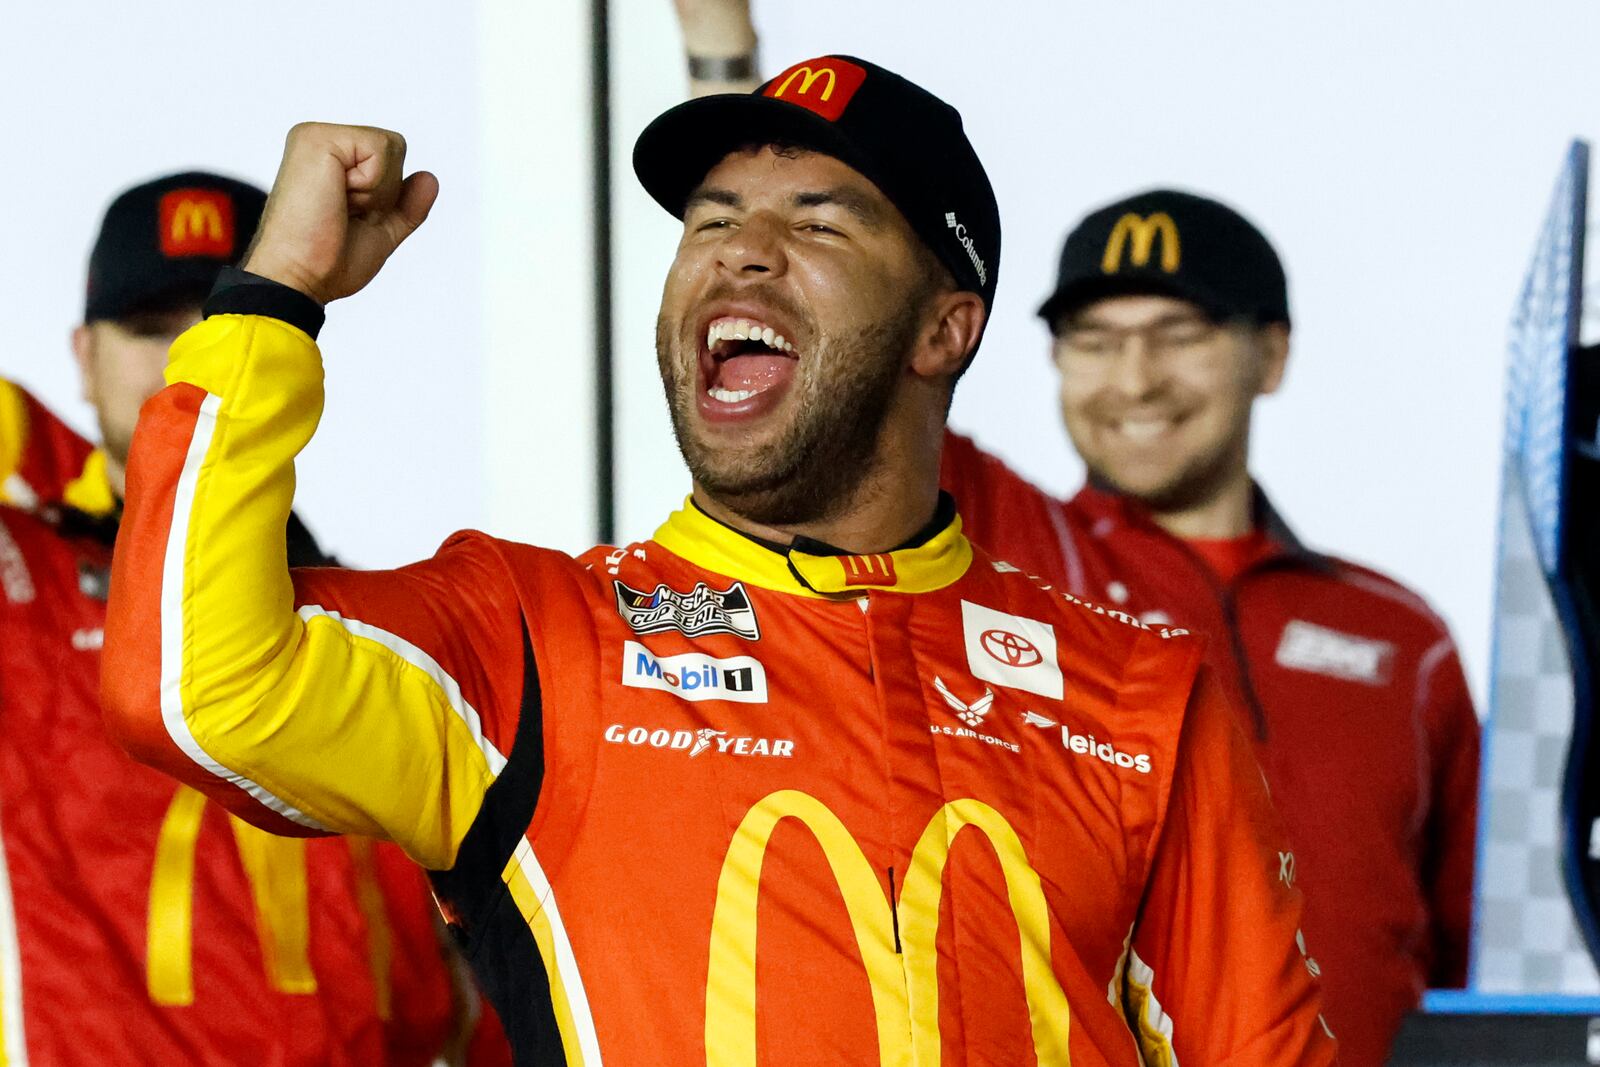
[[980, 628, 1042, 668]]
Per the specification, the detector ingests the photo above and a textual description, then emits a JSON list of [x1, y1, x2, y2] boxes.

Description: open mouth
[[697, 315, 801, 420]]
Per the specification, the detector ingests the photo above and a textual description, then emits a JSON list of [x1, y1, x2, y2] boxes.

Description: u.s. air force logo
[[613, 580, 761, 640]]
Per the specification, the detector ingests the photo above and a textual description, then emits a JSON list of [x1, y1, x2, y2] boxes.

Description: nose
[[1108, 336, 1163, 399], [715, 212, 788, 280]]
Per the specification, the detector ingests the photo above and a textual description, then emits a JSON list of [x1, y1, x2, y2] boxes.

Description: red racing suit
[[102, 310, 1338, 1065], [0, 481, 467, 1063], [0, 377, 103, 514], [942, 430, 1480, 1066]]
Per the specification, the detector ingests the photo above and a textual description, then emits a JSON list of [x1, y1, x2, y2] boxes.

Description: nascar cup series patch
[[961, 601, 1064, 700], [614, 580, 760, 640]]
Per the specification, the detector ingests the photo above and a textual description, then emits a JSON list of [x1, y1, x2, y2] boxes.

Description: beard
[[657, 287, 927, 527], [1086, 433, 1248, 515]]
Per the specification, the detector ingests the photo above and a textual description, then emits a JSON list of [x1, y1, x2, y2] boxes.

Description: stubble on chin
[[654, 308, 916, 528]]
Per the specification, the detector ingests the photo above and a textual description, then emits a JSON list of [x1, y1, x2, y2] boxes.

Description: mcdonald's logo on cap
[[763, 57, 868, 122], [1101, 212, 1180, 275], [706, 790, 1072, 1065], [159, 188, 236, 259], [839, 553, 898, 588]]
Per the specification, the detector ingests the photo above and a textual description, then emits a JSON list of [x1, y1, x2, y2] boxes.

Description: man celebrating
[[671, 15, 1475, 1058], [103, 63, 1337, 1064], [0, 173, 486, 1065], [941, 191, 1480, 1065]]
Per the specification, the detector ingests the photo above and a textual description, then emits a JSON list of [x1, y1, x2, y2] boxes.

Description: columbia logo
[[943, 211, 988, 286]]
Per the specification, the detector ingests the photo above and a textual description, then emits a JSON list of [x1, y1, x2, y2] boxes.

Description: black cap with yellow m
[[1037, 188, 1289, 330]]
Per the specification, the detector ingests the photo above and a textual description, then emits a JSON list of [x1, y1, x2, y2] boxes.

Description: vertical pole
[[592, 0, 616, 544]]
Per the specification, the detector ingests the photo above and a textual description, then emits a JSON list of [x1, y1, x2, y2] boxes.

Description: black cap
[[633, 55, 1000, 315], [85, 171, 266, 323], [1037, 189, 1289, 329]]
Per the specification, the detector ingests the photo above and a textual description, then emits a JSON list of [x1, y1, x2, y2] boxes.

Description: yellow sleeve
[[103, 314, 525, 869]]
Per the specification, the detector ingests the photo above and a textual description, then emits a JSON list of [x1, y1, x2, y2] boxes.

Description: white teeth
[[704, 317, 798, 354], [1117, 418, 1173, 442], [708, 387, 759, 403]]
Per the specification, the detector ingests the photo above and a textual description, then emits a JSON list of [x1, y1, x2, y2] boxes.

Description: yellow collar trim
[[651, 498, 973, 598], [62, 449, 117, 518]]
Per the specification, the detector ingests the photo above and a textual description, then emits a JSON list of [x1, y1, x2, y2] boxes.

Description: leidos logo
[[621, 641, 768, 703], [614, 580, 760, 640], [1100, 212, 1180, 275], [1021, 711, 1152, 774], [763, 57, 868, 122], [159, 189, 235, 258]]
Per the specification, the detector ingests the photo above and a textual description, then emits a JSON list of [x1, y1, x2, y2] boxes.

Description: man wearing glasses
[[941, 189, 1481, 1066]]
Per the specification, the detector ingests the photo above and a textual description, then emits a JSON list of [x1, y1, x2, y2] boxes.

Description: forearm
[[677, 0, 759, 96]]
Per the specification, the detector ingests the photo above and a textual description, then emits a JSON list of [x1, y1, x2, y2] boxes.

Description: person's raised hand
[[674, 0, 756, 53], [243, 122, 439, 305], [674, 0, 758, 96]]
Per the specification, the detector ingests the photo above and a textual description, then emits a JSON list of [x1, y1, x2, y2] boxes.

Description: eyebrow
[[684, 186, 742, 213], [791, 187, 884, 227], [682, 184, 885, 228]]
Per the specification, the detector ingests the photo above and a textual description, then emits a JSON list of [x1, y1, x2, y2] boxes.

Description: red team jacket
[[0, 378, 101, 514], [0, 379, 507, 1064], [101, 312, 1338, 1064], [943, 430, 1480, 1065]]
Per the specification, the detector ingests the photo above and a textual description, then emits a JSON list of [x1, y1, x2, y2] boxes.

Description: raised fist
[[243, 122, 439, 305]]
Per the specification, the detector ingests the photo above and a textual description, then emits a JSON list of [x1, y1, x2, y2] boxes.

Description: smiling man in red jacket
[[101, 59, 1338, 1063], [941, 190, 1481, 1066]]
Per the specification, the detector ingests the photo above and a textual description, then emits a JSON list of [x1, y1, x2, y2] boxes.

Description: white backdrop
[[611, 0, 1600, 705], [9, 2, 1600, 704], [1, 2, 491, 568]]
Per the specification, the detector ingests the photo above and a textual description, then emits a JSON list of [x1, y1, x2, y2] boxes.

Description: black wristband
[[204, 267, 327, 340], [687, 53, 756, 81]]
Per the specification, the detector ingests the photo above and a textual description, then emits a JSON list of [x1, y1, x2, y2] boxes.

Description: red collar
[[1066, 482, 1334, 576]]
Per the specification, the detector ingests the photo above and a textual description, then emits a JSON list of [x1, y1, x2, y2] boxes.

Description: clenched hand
[[243, 122, 439, 305]]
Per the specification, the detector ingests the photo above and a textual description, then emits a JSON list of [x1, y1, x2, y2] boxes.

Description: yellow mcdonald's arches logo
[[773, 65, 838, 101], [145, 786, 392, 1014], [706, 790, 1071, 1066], [1101, 212, 1181, 275], [170, 200, 225, 243]]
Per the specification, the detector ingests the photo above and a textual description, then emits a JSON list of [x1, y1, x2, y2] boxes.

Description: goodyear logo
[[1101, 212, 1180, 275], [763, 57, 868, 122], [159, 188, 235, 259]]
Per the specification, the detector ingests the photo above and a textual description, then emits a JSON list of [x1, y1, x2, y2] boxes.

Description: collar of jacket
[[651, 493, 974, 598], [1070, 480, 1337, 575], [61, 448, 117, 519]]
